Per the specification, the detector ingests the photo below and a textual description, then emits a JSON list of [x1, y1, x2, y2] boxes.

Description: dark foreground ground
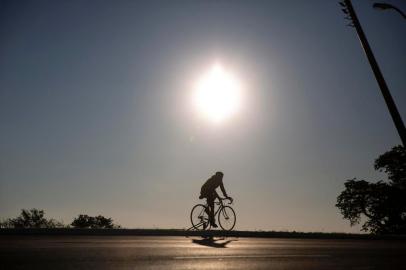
[[1, 236, 405, 269]]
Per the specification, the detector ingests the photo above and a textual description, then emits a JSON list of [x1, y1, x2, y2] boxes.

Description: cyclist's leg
[[200, 191, 209, 215], [207, 192, 216, 226]]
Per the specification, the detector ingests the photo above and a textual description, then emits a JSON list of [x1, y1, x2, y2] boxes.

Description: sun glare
[[194, 64, 242, 123]]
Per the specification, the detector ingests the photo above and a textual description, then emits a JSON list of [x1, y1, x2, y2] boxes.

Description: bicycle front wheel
[[218, 206, 236, 231], [190, 204, 210, 231]]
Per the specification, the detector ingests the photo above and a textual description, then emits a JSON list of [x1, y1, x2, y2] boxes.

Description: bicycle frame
[[196, 199, 228, 227], [188, 198, 234, 231], [208, 198, 227, 217]]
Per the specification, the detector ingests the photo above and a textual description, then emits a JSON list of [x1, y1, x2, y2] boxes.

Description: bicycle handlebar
[[217, 197, 233, 204]]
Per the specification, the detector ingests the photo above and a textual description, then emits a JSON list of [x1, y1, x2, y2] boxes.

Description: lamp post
[[340, 0, 406, 146], [373, 2, 406, 19]]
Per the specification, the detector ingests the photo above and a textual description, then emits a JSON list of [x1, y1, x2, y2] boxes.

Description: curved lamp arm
[[373, 2, 406, 19]]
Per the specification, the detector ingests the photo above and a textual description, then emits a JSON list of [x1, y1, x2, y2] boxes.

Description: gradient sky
[[1, 0, 405, 232]]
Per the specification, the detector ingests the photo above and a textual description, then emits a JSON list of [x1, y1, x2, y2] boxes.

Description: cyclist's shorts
[[199, 190, 216, 200]]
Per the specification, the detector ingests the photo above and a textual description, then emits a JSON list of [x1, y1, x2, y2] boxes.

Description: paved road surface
[[1, 236, 405, 269]]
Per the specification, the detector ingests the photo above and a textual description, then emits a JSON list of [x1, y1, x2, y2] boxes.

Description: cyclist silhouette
[[199, 171, 233, 227]]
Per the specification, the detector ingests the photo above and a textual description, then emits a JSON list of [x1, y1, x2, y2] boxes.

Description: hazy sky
[[1, 0, 405, 232]]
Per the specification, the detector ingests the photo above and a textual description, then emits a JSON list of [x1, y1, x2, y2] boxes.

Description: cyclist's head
[[215, 171, 224, 178]]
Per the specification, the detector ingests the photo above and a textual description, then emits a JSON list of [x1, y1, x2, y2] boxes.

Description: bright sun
[[193, 64, 242, 123]]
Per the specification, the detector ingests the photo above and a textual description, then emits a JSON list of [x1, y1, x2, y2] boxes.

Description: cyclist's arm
[[219, 180, 229, 198], [214, 190, 220, 200]]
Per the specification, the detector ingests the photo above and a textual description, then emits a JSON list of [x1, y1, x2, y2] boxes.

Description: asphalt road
[[1, 236, 405, 269]]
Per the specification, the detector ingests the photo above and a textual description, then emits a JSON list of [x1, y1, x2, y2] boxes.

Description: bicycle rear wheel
[[218, 206, 236, 231], [190, 204, 210, 230]]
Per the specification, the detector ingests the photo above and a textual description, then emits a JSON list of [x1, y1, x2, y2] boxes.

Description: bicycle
[[190, 197, 236, 231]]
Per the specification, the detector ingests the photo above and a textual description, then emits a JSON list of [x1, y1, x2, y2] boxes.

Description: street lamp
[[373, 2, 406, 19], [339, 0, 406, 146]]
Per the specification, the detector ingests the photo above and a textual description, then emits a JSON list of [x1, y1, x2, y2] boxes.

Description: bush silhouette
[[336, 145, 406, 234], [71, 214, 119, 229], [0, 209, 64, 228]]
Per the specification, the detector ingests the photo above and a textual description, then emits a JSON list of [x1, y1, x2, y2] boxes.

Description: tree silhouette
[[0, 209, 64, 228], [336, 146, 406, 234], [0, 210, 120, 229], [70, 214, 92, 228], [374, 145, 406, 189], [71, 214, 119, 229]]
